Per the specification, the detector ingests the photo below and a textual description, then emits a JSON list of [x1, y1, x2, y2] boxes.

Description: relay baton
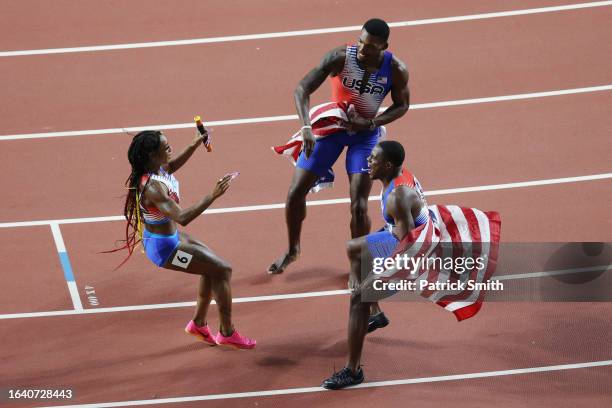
[[194, 115, 212, 152]]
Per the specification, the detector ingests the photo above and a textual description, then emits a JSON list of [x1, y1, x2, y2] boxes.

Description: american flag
[[272, 101, 386, 193], [272, 101, 352, 162], [380, 205, 501, 321]]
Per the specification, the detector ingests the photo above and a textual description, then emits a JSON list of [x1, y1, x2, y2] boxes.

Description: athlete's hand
[[347, 114, 371, 132], [211, 174, 233, 199], [192, 130, 206, 147], [301, 127, 316, 158], [348, 274, 360, 293]]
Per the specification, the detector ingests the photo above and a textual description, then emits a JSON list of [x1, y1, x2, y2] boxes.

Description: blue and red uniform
[[297, 45, 393, 176], [366, 169, 431, 258], [140, 168, 181, 267]]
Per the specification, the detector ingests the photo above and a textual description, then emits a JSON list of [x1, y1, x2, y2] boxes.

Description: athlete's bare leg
[[347, 172, 384, 315], [268, 167, 319, 274], [346, 228, 384, 319], [347, 292, 371, 372], [177, 233, 214, 326], [165, 233, 234, 336], [348, 172, 372, 238]]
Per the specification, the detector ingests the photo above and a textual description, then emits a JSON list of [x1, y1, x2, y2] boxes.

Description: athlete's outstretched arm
[[294, 46, 345, 157], [371, 57, 410, 127], [165, 132, 206, 174], [145, 175, 232, 227]]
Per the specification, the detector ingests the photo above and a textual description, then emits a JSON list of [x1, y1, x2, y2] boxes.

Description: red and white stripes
[[383, 204, 502, 321]]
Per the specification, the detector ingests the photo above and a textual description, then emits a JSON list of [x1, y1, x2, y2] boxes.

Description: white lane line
[[1, 264, 608, 320], [497, 265, 612, 280], [2, 84, 612, 141], [0, 172, 610, 229], [65, 282, 83, 311], [49, 223, 67, 253], [50, 223, 84, 311], [0, 291, 351, 320], [3, 1, 612, 57], [0, 114, 298, 141], [38, 360, 612, 407]]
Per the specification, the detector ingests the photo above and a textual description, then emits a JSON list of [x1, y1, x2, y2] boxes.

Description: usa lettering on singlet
[[331, 45, 393, 119], [140, 168, 180, 224]]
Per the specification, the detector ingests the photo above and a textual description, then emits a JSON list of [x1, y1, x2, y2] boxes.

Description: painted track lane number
[[171, 250, 193, 269], [84, 285, 99, 306]]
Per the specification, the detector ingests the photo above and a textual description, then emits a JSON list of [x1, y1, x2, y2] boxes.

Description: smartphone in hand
[[224, 171, 240, 181]]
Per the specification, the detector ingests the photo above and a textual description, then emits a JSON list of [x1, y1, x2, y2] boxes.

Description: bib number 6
[[171, 250, 193, 269]]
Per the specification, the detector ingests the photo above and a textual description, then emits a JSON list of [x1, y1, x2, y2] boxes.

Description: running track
[[1, 1, 611, 407]]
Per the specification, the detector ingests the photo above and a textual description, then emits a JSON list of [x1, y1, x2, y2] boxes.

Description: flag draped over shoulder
[[272, 101, 386, 193], [380, 205, 501, 321]]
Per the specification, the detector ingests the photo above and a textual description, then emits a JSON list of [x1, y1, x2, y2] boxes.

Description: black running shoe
[[322, 367, 364, 390], [367, 312, 389, 333]]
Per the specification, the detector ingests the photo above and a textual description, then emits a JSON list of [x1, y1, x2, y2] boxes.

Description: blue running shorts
[[296, 128, 380, 177], [365, 230, 399, 259], [142, 229, 181, 267]]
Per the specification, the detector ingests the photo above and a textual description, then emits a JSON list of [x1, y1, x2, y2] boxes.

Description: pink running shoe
[[184, 321, 217, 346], [215, 330, 256, 350]]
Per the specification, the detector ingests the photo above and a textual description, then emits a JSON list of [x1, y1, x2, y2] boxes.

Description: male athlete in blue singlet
[[269, 19, 410, 279], [323, 140, 431, 389]]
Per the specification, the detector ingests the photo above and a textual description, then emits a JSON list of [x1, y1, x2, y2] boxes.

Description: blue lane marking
[[58, 252, 75, 282]]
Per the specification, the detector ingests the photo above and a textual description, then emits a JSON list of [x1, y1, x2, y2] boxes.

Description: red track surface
[[2, 6, 612, 134], [1, 1, 611, 407]]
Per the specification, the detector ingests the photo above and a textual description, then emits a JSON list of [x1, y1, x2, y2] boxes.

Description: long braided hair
[[106, 130, 162, 267]]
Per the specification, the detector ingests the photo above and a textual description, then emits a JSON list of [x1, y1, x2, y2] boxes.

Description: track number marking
[[84, 285, 99, 306], [171, 250, 193, 269]]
